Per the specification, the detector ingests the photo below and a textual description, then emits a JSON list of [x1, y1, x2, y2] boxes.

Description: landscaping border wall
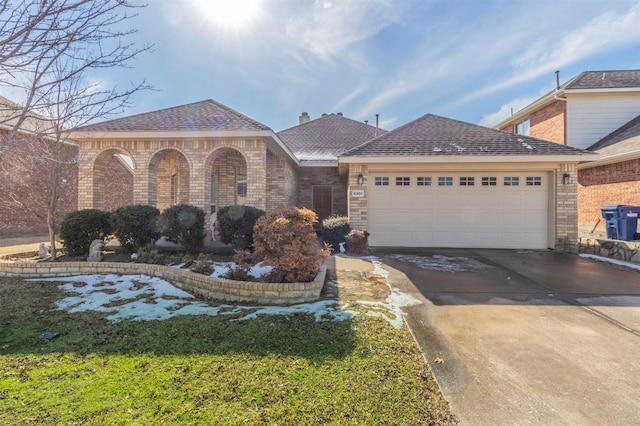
[[577, 237, 640, 265], [0, 261, 326, 305]]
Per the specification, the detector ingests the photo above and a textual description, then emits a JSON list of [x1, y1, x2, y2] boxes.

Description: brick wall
[[347, 164, 367, 230], [530, 100, 566, 144], [555, 164, 578, 251], [266, 150, 298, 211], [0, 139, 78, 237], [297, 167, 348, 216], [578, 159, 640, 235], [103, 156, 133, 211], [0, 260, 326, 305], [498, 100, 566, 145]]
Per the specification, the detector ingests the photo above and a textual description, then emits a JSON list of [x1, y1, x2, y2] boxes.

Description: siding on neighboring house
[[567, 93, 640, 149], [577, 158, 640, 235]]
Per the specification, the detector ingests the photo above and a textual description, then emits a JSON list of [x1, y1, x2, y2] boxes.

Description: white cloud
[[284, 0, 403, 63]]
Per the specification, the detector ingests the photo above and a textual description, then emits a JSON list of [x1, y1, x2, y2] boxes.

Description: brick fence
[[0, 261, 326, 305]]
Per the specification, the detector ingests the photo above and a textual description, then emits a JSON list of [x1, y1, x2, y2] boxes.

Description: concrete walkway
[[0, 235, 50, 256], [376, 249, 640, 426]]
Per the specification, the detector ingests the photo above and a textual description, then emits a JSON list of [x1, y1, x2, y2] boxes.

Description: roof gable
[[74, 99, 271, 132], [343, 113, 589, 157], [277, 113, 385, 162]]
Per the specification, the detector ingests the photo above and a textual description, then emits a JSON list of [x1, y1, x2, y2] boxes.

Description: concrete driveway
[[375, 249, 640, 426]]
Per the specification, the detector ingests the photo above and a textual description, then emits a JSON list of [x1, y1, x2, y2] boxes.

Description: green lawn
[[0, 277, 456, 425]]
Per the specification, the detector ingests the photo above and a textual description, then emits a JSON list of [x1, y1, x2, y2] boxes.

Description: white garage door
[[367, 172, 551, 249]]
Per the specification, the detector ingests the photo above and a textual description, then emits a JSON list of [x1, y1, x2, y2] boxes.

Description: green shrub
[[133, 244, 167, 265], [158, 204, 205, 253], [190, 253, 214, 275], [253, 207, 330, 283], [59, 209, 112, 256], [216, 205, 265, 250], [321, 215, 351, 253], [110, 204, 161, 252], [345, 229, 370, 255]]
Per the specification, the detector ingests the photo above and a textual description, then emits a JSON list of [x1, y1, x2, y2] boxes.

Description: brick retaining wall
[[0, 261, 326, 305]]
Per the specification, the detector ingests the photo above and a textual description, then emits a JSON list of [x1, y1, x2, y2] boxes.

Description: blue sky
[[101, 0, 640, 131]]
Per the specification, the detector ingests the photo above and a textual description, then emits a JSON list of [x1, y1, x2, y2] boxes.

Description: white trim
[[565, 87, 640, 94], [495, 90, 564, 129], [298, 161, 338, 167], [339, 153, 597, 164], [577, 150, 640, 169]]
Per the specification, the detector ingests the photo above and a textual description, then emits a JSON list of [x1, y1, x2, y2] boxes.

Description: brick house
[[4, 97, 595, 250], [496, 70, 640, 236]]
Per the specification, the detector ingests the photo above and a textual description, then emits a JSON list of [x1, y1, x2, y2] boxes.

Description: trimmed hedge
[[158, 204, 205, 253], [110, 204, 161, 252], [217, 205, 265, 250], [321, 215, 351, 253], [59, 209, 112, 256]]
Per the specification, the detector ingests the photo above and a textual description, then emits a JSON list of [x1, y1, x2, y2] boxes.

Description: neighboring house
[[0, 96, 78, 237], [496, 70, 640, 235]]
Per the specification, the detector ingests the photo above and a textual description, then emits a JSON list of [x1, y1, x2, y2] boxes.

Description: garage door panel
[[368, 172, 550, 249]]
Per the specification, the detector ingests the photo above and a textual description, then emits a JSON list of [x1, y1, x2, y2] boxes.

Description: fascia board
[[494, 90, 563, 129], [577, 150, 640, 169], [339, 153, 598, 164], [68, 129, 277, 139]]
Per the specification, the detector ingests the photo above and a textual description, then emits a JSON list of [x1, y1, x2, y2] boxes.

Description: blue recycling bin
[[600, 204, 640, 241]]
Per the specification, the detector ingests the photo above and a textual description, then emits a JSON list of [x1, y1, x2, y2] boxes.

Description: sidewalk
[[0, 235, 50, 256]]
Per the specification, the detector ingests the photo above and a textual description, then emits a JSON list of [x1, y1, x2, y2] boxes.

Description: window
[[482, 177, 497, 186], [515, 118, 530, 136], [375, 176, 389, 186], [504, 176, 519, 186], [438, 176, 453, 186], [395, 176, 410, 186], [236, 174, 247, 198], [417, 176, 432, 186], [460, 176, 475, 186], [526, 176, 542, 186], [210, 174, 216, 213], [170, 174, 178, 205]]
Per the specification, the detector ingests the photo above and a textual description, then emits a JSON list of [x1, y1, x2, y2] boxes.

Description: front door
[[313, 186, 332, 222]]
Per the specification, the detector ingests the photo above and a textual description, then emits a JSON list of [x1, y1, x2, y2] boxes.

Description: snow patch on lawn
[[32, 274, 354, 324], [31, 258, 421, 329]]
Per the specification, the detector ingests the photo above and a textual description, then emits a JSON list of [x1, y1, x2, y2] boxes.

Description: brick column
[[347, 164, 368, 231], [555, 163, 578, 252]]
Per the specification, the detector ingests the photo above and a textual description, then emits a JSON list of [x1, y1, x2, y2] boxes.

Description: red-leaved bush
[[253, 206, 330, 283], [345, 229, 369, 255]]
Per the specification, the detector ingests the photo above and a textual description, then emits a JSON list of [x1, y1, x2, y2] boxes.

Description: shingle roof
[[277, 114, 385, 161], [587, 114, 640, 156], [74, 99, 271, 132], [565, 70, 640, 90], [343, 114, 588, 157]]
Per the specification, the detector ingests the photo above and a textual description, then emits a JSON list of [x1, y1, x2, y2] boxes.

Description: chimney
[[337, 112, 343, 116], [299, 112, 310, 124]]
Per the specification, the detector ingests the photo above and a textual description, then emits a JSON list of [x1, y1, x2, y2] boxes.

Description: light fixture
[[563, 173, 571, 185], [357, 173, 364, 185]]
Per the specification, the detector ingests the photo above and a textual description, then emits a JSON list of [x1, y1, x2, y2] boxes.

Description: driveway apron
[[376, 249, 640, 426]]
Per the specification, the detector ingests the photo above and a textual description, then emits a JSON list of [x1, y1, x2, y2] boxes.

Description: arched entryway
[[205, 148, 248, 214], [148, 149, 191, 211], [91, 149, 135, 211]]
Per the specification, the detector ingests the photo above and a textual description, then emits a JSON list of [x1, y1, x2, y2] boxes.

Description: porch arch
[[148, 149, 191, 211], [90, 148, 135, 211], [205, 147, 249, 213]]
